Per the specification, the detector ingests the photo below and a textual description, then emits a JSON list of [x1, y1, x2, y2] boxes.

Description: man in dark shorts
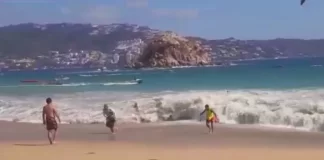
[[42, 98, 61, 144], [103, 104, 116, 134]]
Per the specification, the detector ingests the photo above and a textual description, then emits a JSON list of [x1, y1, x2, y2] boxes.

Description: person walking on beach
[[200, 104, 218, 134], [103, 104, 116, 134], [42, 97, 61, 144]]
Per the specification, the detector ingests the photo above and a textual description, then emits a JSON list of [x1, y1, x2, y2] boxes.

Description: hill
[[0, 23, 323, 69]]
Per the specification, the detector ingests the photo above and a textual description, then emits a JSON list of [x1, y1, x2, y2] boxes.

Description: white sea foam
[[79, 72, 140, 77], [55, 77, 70, 81], [106, 73, 140, 76], [0, 81, 138, 88], [79, 74, 98, 77], [62, 83, 90, 86], [311, 65, 323, 67], [1, 89, 324, 132], [103, 81, 137, 86]]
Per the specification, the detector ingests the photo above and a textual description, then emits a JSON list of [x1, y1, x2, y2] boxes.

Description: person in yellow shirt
[[200, 104, 218, 133]]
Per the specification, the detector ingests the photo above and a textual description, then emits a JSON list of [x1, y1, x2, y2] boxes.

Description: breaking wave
[[1, 89, 324, 132]]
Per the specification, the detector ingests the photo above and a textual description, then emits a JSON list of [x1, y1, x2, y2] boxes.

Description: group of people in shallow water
[[42, 97, 219, 144]]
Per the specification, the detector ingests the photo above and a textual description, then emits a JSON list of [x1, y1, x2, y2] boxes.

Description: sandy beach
[[1, 121, 324, 160]]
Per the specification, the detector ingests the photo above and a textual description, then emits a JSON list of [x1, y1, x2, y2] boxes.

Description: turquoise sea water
[[1, 57, 324, 131], [1, 57, 324, 94]]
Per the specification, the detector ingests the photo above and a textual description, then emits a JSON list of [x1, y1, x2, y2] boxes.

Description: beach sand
[[1, 121, 324, 160]]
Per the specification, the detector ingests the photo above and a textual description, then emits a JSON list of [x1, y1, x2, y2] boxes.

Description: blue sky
[[0, 0, 323, 39]]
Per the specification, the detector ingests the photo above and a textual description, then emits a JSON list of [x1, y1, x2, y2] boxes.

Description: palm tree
[[301, 0, 306, 5]]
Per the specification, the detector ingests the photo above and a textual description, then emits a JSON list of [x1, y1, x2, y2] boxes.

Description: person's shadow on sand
[[14, 144, 50, 146]]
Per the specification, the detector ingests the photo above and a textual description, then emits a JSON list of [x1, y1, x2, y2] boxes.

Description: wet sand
[[1, 121, 324, 160]]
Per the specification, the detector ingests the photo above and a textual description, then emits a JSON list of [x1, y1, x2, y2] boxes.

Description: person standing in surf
[[133, 102, 145, 123], [103, 104, 116, 134], [42, 97, 61, 144], [200, 104, 218, 133], [133, 102, 139, 113]]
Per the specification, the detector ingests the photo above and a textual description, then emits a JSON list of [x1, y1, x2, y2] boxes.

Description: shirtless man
[[42, 98, 61, 144]]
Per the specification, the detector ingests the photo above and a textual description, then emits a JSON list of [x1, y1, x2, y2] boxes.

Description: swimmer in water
[[200, 104, 218, 134]]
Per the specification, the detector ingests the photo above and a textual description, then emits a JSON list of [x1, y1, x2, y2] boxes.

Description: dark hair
[[46, 98, 52, 104], [205, 104, 209, 108]]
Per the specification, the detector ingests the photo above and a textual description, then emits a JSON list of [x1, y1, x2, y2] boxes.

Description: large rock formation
[[135, 32, 212, 68]]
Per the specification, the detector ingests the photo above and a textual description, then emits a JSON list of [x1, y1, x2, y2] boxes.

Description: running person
[[103, 104, 116, 134], [200, 104, 218, 133]]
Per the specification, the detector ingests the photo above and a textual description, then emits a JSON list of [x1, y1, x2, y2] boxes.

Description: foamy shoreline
[[2, 89, 324, 132]]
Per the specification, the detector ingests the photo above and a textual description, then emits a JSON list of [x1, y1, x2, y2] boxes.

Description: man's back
[[43, 104, 56, 119]]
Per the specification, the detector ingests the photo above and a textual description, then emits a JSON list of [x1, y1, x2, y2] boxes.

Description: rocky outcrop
[[135, 32, 212, 68]]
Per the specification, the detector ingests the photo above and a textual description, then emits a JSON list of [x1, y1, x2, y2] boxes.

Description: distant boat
[[20, 80, 39, 83], [20, 79, 63, 85], [135, 79, 143, 84]]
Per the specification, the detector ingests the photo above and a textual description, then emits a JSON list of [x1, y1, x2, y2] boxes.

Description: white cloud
[[82, 5, 119, 24], [126, 0, 148, 8], [152, 9, 199, 19]]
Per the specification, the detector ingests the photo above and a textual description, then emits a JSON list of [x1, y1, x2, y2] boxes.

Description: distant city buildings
[[0, 50, 124, 70]]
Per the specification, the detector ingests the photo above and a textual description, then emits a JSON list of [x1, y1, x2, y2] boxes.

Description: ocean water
[[1, 57, 324, 132]]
